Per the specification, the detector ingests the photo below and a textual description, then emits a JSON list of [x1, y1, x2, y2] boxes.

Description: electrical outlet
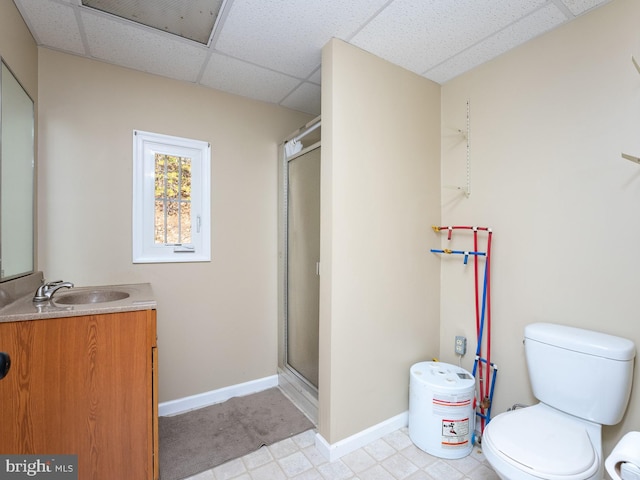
[[455, 336, 467, 355]]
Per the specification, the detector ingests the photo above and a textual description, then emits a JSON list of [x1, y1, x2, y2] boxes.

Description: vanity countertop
[[0, 283, 156, 323]]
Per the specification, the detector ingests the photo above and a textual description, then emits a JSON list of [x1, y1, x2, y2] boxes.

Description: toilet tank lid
[[524, 323, 636, 361]]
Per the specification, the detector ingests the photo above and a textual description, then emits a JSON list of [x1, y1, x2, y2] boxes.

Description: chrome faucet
[[33, 280, 74, 303]]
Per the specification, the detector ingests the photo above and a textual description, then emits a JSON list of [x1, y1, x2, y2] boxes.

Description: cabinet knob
[[0, 352, 10, 380]]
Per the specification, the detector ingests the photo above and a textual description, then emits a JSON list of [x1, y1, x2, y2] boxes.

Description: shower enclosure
[[278, 117, 320, 423]]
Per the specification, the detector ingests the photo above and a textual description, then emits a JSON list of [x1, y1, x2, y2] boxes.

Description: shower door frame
[[278, 117, 321, 423]]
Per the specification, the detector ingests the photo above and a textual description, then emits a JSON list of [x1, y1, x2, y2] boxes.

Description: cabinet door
[[0, 310, 157, 480]]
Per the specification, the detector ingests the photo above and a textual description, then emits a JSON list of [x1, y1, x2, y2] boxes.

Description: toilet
[[482, 322, 636, 480]]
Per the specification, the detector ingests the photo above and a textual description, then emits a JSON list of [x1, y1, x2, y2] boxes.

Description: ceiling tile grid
[[13, 0, 613, 116]]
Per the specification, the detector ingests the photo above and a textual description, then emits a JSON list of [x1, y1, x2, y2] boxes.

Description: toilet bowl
[[482, 404, 600, 480], [482, 323, 635, 480]]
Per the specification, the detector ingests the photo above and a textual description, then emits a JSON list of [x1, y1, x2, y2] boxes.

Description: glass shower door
[[286, 145, 320, 388]]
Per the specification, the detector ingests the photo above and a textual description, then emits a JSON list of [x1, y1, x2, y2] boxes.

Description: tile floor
[[185, 427, 500, 480]]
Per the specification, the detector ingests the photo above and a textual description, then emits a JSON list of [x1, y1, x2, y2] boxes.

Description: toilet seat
[[483, 405, 599, 479]]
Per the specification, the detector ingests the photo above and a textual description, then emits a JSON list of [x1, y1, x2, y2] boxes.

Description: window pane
[[180, 201, 191, 244], [166, 200, 180, 244], [181, 157, 191, 200], [154, 200, 166, 244], [155, 153, 192, 245], [155, 156, 165, 199]]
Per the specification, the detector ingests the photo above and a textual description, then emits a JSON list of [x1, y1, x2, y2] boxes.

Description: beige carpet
[[158, 388, 314, 480]]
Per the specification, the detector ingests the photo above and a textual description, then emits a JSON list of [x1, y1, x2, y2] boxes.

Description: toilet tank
[[524, 323, 635, 425]]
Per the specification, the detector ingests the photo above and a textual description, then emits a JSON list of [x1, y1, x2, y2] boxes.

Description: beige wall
[[440, 0, 640, 458], [319, 39, 441, 443], [9, 0, 639, 459], [37, 49, 312, 402]]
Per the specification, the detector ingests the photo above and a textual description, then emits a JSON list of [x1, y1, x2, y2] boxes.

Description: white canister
[[409, 361, 475, 459]]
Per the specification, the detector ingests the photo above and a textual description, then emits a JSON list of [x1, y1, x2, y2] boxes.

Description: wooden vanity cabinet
[[0, 309, 158, 480]]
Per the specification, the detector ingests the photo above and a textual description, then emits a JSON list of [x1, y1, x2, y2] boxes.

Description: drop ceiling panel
[[16, 0, 86, 55], [280, 82, 322, 116], [200, 52, 302, 104], [307, 68, 321, 85], [425, 2, 568, 83], [561, 0, 610, 16], [351, 0, 552, 76], [81, 10, 208, 82], [213, 0, 390, 79]]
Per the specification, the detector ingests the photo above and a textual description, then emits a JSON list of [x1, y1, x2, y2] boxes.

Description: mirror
[[1, 59, 35, 281]]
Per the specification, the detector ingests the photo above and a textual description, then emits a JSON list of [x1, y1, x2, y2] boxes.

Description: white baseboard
[[158, 374, 279, 417], [315, 411, 408, 462]]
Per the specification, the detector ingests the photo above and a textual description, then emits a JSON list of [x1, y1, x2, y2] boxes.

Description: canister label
[[441, 418, 470, 447], [433, 393, 473, 448]]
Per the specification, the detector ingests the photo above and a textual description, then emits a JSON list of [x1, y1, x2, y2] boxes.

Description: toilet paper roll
[[606, 431, 640, 480]]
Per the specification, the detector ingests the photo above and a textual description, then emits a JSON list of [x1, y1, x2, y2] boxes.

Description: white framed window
[[133, 130, 211, 263]]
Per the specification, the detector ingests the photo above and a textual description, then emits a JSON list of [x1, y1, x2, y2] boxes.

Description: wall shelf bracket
[[620, 58, 640, 165], [622, 152, 640, 165], [443, 101, 472, 197]]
